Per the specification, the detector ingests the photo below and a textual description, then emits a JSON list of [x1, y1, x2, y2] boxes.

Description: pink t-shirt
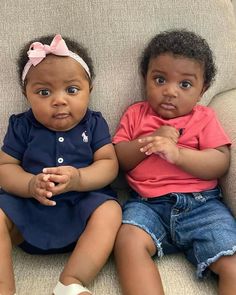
[[113, 101, 231, 197]]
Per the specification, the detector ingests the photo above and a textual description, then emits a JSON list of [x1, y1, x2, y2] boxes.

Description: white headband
[[22, 34, 91, 83]]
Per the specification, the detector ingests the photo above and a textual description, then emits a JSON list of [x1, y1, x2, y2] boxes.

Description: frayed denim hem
[[123, 219, 164, 258], [197, 245, 236, 278]]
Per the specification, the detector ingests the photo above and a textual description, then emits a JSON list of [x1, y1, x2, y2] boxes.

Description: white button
[[58, 137, 64, 142], [58, 158, 64, 164]]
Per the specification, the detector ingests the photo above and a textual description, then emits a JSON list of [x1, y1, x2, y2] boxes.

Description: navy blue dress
[[0, 109, 118, 253]]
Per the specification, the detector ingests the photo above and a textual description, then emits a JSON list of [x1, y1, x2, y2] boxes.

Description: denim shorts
[[122, 187, 236, 278]]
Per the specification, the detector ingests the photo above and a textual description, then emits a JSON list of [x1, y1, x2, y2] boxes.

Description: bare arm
[[139, 135, 230, 180], [0, 150, 33, 197], [114, 139, 147, 171], [115, 126, 180, 171], [74, 143, 119, 190], [176, 146, 230, 179]]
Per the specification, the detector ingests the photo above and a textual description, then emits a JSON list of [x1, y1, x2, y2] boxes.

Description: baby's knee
[[105, 201, 122, 232], [107, 199, 122, 217], [89, 200, 122, 235], [114, 224, 156, 256], [96, 200, 122, 223]]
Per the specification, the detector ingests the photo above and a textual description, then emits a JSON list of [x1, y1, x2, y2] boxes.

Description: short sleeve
[[90, 112, 111, 152], [1, 114, 29, 160], [199, 114, 231, 149], [112, 106, 135, 144]]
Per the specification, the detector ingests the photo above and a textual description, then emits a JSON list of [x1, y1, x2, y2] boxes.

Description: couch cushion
[[13, 247, 217, 295]]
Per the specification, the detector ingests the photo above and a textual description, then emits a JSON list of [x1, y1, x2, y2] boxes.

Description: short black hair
[[140, 29, 217, 88], [17, 34, 95, 90]]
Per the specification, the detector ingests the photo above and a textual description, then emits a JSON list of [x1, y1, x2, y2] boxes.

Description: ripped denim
[[122, 187, 236, 278]]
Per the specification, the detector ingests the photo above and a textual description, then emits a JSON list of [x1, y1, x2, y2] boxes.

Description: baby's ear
[[89, 85, 93, 93]]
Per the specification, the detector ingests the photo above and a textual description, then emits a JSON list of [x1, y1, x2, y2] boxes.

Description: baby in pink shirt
[[113, 29, 236, 295]]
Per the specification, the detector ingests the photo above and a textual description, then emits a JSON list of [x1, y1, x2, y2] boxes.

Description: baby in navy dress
[[0, 34, 121, 295]]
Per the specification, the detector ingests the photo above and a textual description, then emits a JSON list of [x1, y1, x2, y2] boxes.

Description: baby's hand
[[28, 174, 56, 206], [42, 166, 79, 195], [139, 136, 180, 164], [151, 126, 180, 144]]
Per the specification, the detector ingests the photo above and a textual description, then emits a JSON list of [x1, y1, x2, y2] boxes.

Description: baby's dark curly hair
[[140, 29, 217, 88], [17, 34, 95, 91]]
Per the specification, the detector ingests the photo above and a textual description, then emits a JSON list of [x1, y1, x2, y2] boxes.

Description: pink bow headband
[[21, 34, 91, 83]]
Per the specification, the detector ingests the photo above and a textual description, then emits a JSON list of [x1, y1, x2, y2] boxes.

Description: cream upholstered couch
[[1, 1, 236, 294]]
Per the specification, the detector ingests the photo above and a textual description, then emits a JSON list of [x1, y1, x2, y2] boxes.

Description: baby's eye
[[180, 81, 192, 89], [155, 77, 166, 85], [38, 89, 50, 96], [67, 86, 79, 94]]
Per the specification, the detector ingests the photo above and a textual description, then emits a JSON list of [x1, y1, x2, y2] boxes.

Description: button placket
[[57, 135, 65, 165]]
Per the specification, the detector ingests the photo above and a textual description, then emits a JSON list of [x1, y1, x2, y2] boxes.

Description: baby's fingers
[[138, 136, 155, 144], [37, 196, 56, 206], [48, 174, 69, 185], [33, 187, 56, 206], [140, 144, 155, 155], [139, 137, 156, 155]]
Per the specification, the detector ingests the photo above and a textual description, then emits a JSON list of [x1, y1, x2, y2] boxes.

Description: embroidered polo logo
[[82, 131, 88, 142]]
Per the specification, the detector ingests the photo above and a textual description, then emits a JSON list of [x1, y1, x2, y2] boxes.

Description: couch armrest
[[209, 89, 236, 216]]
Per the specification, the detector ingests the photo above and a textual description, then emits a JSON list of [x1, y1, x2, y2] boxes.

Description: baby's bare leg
[[0, 209, 23, 295], [59, 200, 121, 291], [114, 224, 164, 295], [210, 254, 236, 295]]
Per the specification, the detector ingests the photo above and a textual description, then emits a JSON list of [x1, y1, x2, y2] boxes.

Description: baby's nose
[[52, 93, 67, 105], [163, 84, 178, 98]]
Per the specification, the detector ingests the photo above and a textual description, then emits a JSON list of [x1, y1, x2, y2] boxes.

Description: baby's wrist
[[70, 168, 81, 191], [27, 176, 35, 197], [175, 148, 183, 166]]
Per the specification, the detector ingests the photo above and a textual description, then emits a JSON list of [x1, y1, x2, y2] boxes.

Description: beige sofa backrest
[[1, 0, 236, 213], [1, 0, 236, 135]]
